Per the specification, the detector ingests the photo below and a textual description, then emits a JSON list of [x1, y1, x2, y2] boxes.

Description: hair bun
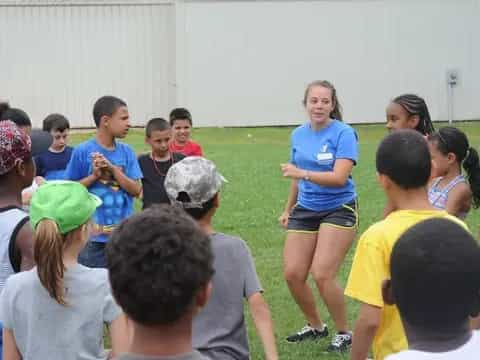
[[0, 101, 10, 117]]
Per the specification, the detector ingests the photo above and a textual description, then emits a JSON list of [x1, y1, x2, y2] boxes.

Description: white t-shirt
[[387, 331, 480, 359]]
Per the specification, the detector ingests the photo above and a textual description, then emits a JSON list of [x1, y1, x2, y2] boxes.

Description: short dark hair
[[176, 192, 217, 220], [106, 204, 214, 326], [145, 117, 170, 137], [92, 96, 127, 128], [391, 218, 480, 333], [42, 113, 70, 132], [376, 129, 431, 189], [0, 103, 31, 128], [169, 108, 192, 126]]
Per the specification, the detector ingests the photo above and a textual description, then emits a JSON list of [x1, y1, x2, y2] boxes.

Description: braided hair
[[393, 94, 434, 135]]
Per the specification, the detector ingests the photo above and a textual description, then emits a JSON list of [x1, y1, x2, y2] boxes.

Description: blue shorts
[[79, 241, 107, 268]]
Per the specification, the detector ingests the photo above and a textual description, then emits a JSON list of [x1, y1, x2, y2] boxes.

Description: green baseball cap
[[30, 181, 102, 234]]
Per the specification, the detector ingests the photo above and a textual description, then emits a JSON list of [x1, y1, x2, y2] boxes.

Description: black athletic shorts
[[287, 200, 358, 233]]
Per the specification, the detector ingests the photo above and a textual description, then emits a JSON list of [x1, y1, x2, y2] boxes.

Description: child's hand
[[92, 153, 114, 171], [96, 154, 114, 171], [91, 153, 105, 178], [35, 176, 46, 186]]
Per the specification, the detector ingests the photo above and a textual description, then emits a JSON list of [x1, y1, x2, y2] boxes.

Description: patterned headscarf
[[0, 120, 32, 175]]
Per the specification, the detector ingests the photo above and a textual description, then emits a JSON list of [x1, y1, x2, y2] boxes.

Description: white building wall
[[1, 0, 479, 127], [181, 0, 480, 126], [0, 0, 175, 128]]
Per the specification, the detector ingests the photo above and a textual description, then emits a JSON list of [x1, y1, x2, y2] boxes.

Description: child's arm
[[248, 292, 278, 360], [445, 183, 471, 217], [109, 313, 131, 357], [110, 165, 142, 197], [21, 177, 45, 207], [345, 227, 386, 360], [351, 303, 381, 360], [16, 222, 35, 271], [79, 173, 101, 188], [64, 148, 100, 188], [3, 328, 21, 360], [95, 153, 142, 197]]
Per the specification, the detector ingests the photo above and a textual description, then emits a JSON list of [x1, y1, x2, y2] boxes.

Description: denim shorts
[[78, 241, 107, 268], [287, 200, 358, 233]]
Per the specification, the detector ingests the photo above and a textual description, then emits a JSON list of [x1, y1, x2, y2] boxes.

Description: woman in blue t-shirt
[[279, 80, 359, 352]]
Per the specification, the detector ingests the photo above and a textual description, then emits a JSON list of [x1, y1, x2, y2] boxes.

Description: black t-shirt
[[138, 152, 185, 209]]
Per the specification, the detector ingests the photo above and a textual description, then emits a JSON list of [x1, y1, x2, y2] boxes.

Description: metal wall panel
[[0, 2, 175, 127], [182, 0, 480, 126]]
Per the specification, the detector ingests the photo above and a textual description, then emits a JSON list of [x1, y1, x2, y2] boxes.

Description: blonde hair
[[34, 220, 79, 305]]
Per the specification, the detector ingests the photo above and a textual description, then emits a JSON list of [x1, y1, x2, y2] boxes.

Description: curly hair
[[106, 204, 214, 326]]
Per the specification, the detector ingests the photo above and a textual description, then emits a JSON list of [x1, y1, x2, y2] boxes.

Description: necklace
[[150, 152, 174, 177]]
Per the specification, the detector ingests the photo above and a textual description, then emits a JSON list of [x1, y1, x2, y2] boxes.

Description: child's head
[[93, 96, 130, 138], [386, 94, 434, 135], [0, 121, 35, 190], [376, 129, 431, 192], [169, 108, 192, 145], [106, 205, 213, 327], [302, 80, 343, 126], [427, 127, 480, 208], [145, 118, 171, 157], [42, 113, 70, 151], [164, 157, 226, 220], [0, 102, 32, 135], [385, 218, 480, 335], [30, 181, 102, 305]]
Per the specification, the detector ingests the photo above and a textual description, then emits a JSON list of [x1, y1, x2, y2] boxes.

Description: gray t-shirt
[[0, 263, 121, 360], [193, 233, 262, 360], [118, 350, 209, 360]]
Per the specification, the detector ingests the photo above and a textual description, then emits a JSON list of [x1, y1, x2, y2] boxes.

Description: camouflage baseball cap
[[164, 157, 227, 208]]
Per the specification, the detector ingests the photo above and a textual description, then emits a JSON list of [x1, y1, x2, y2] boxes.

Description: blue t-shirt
[[64, 139, 143, 243], [290, 120, 358, 211], [34, 146, 73, 180]]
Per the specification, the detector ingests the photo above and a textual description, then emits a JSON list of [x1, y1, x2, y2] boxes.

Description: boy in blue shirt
[[65, 96, 142, 268], [35, 113, 73, 180]]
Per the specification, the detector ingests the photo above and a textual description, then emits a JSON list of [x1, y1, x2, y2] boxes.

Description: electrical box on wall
[[446, 68, 459, 86]]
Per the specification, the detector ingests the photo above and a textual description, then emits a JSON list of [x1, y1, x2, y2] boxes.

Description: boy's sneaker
[[286, 324, 328, 343], [326, 331, 353, 352]]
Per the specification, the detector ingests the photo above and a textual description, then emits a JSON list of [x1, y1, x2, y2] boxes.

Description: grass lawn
[[72, 122, 480, 359]]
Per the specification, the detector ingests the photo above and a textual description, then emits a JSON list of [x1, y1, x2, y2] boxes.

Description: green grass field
[[72, 122, 480, 359]]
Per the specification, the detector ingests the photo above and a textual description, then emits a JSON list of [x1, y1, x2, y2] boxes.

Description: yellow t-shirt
[[345, 210, 467, 360]]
